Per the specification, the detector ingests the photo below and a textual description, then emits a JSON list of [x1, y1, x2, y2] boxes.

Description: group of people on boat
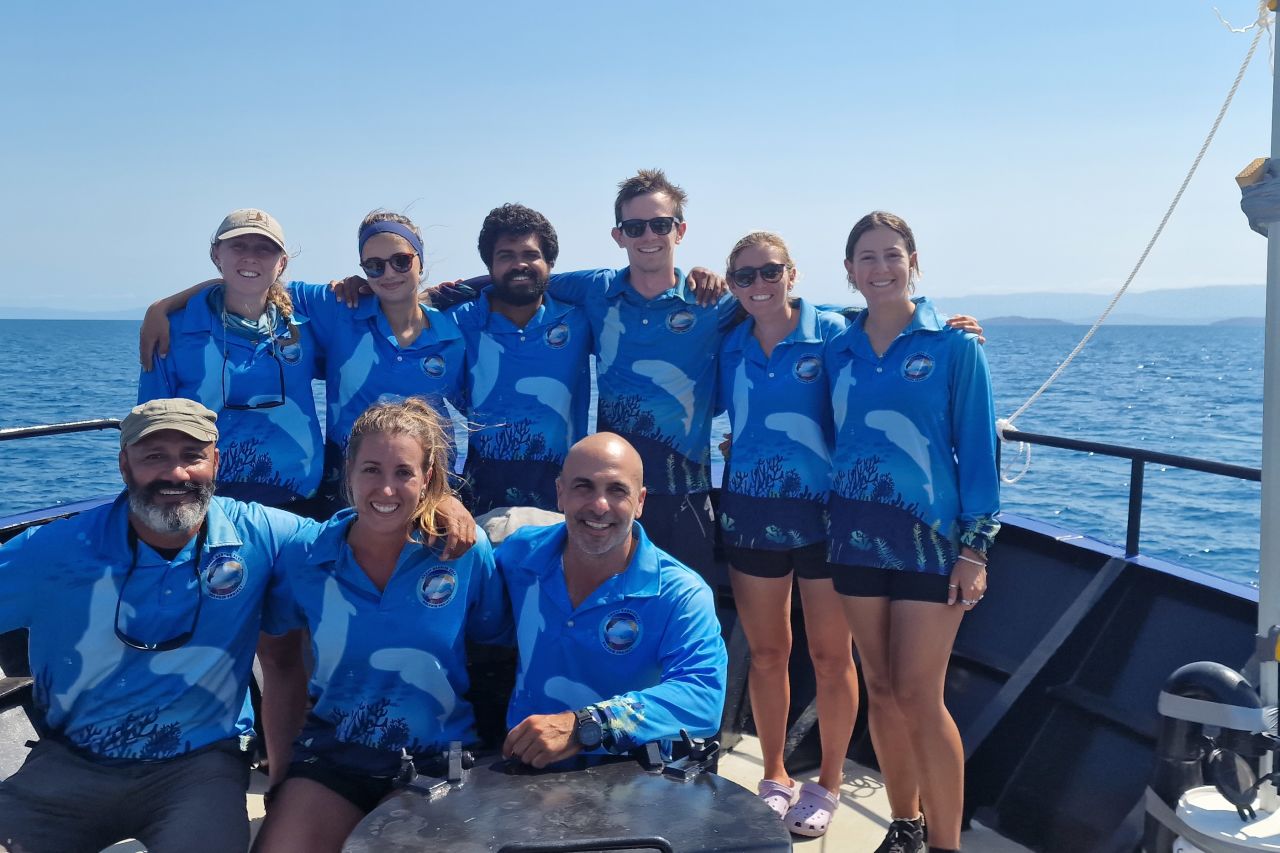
[[0, 168, 999, 853]]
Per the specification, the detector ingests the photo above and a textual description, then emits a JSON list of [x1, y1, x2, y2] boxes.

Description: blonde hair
[[725, 230, 795, 277], [344, 398, 452, 539]]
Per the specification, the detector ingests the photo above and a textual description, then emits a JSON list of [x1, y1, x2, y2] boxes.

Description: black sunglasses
[[617, 217, 681, 238], [115, 525, 206, 652], [729, 263, 790, 288], [360, 253, 416, 278]]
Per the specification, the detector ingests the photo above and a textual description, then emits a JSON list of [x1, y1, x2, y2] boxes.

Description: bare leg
[[797, 577, 857, 793], [728, 567, 795, 785], [841, 595, 921, 821], [251, 777, 364, 853], [889, 599, 967, 850]]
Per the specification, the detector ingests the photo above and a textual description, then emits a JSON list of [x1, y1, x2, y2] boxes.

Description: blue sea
[[0, 319, 1263, 585]]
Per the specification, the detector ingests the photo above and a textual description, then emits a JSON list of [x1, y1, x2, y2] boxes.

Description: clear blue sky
[[0, 1, 1273, 312]]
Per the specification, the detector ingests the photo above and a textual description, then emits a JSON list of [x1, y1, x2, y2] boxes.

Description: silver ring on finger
[[960, 598, 979, 606]]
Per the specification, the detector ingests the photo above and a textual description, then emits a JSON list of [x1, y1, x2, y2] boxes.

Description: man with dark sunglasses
[[535, 169, 739, 579], [433, 171, 732, 580], [0, 399, 310, 853]]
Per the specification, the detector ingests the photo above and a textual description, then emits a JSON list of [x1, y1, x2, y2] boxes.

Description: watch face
[[576, 712, 603, 749]]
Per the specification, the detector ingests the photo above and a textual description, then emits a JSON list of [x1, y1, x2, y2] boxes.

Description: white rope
[[999, 2, 1271, 485]]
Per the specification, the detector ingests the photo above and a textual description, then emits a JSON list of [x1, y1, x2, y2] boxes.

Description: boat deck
[[715, 734, 1031, 852], [101, 734, 1030, 852]]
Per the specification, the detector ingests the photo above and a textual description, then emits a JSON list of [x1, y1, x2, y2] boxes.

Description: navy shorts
[[831, 564, 951, 603], [641, 492, 715, 578], [725, 542, 831, 580]]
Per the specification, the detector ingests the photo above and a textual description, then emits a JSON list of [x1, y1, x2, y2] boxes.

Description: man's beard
[[491, 268, 549, 307], [127, 479, 214, 535]]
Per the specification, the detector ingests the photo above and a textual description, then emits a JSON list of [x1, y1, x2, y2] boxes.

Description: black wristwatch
[[574, 707, 603, 750]]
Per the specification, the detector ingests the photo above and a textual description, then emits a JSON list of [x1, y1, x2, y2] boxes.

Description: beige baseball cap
[[120, 399, 219, 449], [211, 208, 286, 251]]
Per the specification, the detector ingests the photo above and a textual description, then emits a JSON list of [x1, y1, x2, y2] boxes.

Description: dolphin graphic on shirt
[[55, 565, 129, 713], [195, 339, 224, 405], [831, 363, 855, 432], [514, 582, 545, 693], [515, 377, 573, 438], [148, 646, 241, 729], [731, 360, 751, 441], [312, 576, 357, 688], [597, 306, 624, 375], [471, 333, 505, 409], [765, 412, 831, 464], [865, 409, 935, 502], [369, 647, 456, 719], [262, 397, 319, 469], [333, 336, 377, 422], [544, 676, 601, 712], [633, 360, 696, 435]]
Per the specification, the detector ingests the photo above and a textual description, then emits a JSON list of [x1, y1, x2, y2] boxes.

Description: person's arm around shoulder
[[547, 268, 614, 307], [463, 529, 513, 647], [138, 280, 221, 370]]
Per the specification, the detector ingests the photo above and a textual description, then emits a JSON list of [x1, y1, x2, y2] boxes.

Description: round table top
[[342, 755, 793, 853]]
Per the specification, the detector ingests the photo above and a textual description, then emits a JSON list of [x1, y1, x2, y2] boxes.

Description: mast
[[1260, 0, 1280, 813]]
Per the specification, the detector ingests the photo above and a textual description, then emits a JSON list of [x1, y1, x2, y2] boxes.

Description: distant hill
[[982, 316, 1078, 326], [1210, 316, 1265, 327], [933, 284, 1264, 326]]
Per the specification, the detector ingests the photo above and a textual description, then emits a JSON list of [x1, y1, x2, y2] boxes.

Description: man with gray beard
[[0, 398, 308, 853]]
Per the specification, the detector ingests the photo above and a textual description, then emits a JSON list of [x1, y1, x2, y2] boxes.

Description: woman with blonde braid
[[252, 398, 509, 853], [138, 208, 325, 509]]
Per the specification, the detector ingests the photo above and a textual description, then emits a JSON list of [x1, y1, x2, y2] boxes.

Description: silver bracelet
[[957, 553, 988, 568]]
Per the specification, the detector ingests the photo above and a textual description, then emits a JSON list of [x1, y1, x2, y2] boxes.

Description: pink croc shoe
[[785, 781, 839, 837], [756, 779, 799, 819]]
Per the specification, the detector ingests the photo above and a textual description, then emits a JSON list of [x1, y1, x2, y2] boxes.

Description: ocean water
[[0, 319, 1263, 584]]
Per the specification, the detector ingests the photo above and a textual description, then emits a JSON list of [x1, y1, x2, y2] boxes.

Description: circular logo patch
[[901, 352, 935, 382], [421, 355, 446, 378], [600, 608, 642, 655], [202, 553, 247, 600], [544, 323, 570, 349], [418, 566, 458, 608], [665, 309, 696, 334], [793, 355, 822, 383]]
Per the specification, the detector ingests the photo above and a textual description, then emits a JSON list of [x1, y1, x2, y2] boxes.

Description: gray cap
[[120, 399, 219, 449]]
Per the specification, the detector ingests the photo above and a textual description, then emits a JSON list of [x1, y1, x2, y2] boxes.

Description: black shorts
[[285, 758, 397, 814], [725, 542, 831, 580], [831, 564, 951, 603]]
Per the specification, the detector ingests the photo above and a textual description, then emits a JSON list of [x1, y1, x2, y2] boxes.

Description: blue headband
[[358, 221, 425, 261]]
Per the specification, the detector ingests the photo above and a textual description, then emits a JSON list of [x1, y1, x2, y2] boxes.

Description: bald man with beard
[[496, 433, 727, 768]]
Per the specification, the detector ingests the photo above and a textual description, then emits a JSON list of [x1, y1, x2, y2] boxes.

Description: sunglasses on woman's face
[[616, 217, 680, 239], [729, 263, 789, 288], [360, 253, 416, 278]]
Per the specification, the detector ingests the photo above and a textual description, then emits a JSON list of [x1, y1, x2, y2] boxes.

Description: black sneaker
[[874, 817, 925, 853]]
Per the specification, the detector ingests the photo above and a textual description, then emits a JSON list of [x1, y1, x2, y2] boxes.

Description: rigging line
[[998, 3, 1270, 483]]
